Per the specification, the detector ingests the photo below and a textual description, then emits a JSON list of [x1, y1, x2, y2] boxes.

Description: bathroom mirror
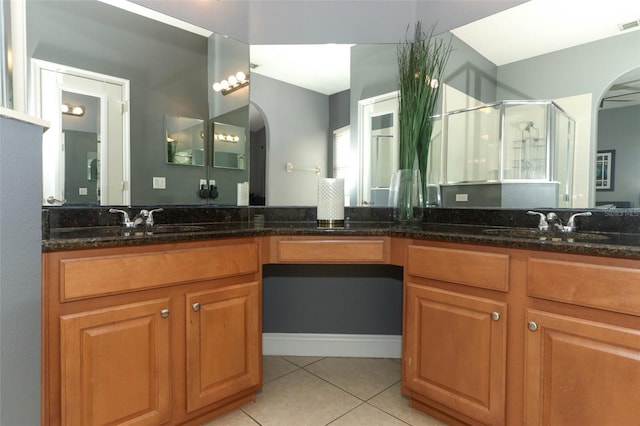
[[249, 13, 639, 208], [165, 115, 205, 166], [27, 0, 247, 206], [212, 122, 246, 170], [28, 0, 640, 209]]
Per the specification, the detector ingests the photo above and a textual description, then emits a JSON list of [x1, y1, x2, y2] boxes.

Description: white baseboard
[[262, 333, 402, 358]]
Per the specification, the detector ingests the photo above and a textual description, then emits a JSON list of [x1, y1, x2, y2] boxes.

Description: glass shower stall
[[428, 100, 576, 208]]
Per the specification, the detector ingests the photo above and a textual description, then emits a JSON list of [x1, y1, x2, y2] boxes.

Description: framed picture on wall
[[596, 149, 615, 191]]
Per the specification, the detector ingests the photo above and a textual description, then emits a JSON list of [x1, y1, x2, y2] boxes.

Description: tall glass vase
[[388, 169, 424, 223]]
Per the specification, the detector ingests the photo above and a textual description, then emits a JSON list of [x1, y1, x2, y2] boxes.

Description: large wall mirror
[[247, 3, 640, 209], [27, 0, 640, 210], [27, 0, 249, 206]]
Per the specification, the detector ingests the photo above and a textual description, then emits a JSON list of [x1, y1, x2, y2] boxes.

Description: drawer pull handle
[[528, 321, 539, 332], [192, 303, 200, 312], [160, 309, 170, 318], [491, 311, 501, 321]]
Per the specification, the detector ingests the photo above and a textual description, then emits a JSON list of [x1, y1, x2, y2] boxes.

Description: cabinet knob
[[491, 311, 501, 321], [527, 321, 539, 332], [192, 303, 200, 312], [160, 309, 169, 318]]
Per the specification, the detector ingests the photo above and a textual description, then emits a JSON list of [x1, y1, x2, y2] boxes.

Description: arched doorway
[[249, 102, 267, 205]]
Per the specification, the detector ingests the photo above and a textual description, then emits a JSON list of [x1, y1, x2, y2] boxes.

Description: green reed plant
[[398, 22, 451, 205]]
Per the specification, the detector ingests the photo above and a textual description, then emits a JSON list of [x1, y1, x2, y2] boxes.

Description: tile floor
[[203, 356, 447, 426]]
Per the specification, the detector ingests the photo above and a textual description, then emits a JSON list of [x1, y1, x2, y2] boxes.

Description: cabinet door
[[60, 298, 171, 426], [525, 310, 640, 426], [405, 283, 507, 425], [186, 281, 261, 412]]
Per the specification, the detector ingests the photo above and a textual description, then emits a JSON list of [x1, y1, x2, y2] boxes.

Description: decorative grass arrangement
[[397, 22, 452, 204]]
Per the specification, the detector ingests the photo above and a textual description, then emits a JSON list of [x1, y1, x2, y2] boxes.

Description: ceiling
[[111, 0, 640, 103], [252, 0, 640, 98]]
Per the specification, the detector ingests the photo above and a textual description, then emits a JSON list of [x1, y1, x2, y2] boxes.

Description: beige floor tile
[[242, 369, 361, 426], [263, 356, 299, 383], [368, 383, 447, 426], [328, 403, 409, 425], [305, 357, 402, 400], [201, 408, 259, 426], [283, 355, 325, 367]]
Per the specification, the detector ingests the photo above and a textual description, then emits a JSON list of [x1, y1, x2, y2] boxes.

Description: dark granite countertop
[[41, 206, 640, 259]]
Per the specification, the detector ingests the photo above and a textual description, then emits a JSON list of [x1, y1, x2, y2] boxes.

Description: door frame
[[31, 59, 130, 205], [357, 90, 399, 206]]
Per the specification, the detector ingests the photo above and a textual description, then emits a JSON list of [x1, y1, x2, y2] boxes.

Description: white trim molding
[[263, 333, 402, 359]]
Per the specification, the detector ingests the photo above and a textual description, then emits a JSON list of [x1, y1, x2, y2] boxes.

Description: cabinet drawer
[[407, 245, 509, 291], [59, 243, 259, 301], [275, 238, 388, 263], [528, 257, 640, 316]]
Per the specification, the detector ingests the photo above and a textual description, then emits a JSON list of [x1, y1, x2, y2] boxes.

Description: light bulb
[[213, 82, 222, 92], [221, 80, 230, 90], [228, 75, 238, 85], [72, 106, 85, 116], [61, 104, 70, 113], [236, 71, 246, 82]]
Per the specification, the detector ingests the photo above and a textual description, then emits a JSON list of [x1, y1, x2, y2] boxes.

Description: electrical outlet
[[209, 179, 216, 187], [199, 179, 207, 187], [153, 177, 166, 189], [78, 187, 88, 196]]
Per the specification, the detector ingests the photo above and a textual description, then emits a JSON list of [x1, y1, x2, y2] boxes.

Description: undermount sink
[[482, 228, 609, 242]]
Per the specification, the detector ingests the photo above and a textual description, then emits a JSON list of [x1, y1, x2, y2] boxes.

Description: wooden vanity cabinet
[[524, 254, 640, 426], [404, 242, 509, 425], [42, 238, 262, 426]]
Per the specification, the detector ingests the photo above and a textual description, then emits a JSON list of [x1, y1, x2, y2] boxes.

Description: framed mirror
[[165, 115, 204, 166]]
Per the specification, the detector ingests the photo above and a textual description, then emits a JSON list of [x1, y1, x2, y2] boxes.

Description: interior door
[[358, 91, 399, 206], [34, 60, 130, 205]]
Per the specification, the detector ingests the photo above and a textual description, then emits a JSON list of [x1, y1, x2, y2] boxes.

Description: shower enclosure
[[428, 100, 576, 208]]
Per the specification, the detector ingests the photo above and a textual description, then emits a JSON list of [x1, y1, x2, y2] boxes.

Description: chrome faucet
[[527, 210, 592, 233], [109, 208, 164, 228], [109, 208, 136, 228], [565, 211, 592, 233], [545, 212, 564, 233], [143, 208, 164, 226], [527, 211, 549, 231]]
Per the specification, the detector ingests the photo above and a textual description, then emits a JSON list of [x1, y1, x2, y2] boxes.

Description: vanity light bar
[[214, 133, 240, 142], [212, 71, 249, 96], [61, 103, 86, 117]]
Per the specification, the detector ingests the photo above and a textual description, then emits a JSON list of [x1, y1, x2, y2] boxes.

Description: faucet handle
[[147, 208, 164, 226], [109, 208, 134, 228], [565, 211, 592, 232], [527, 211, 548, 231]]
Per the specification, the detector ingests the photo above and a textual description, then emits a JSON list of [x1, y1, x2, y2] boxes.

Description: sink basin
[[482, 228, 609, 242]]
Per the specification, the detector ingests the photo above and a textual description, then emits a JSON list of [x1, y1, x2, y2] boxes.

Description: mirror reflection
[[251, 14, 639, 208], [63, 92, 101, 205], [212, 122, 246, 170], [165, 115, 205, 166], [27, 0, 640, 209], [27, 0, 245, 206]]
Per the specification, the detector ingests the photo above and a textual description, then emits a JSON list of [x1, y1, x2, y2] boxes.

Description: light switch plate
[[78, 187, 87, 195], [153, 177, 166, 189]]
